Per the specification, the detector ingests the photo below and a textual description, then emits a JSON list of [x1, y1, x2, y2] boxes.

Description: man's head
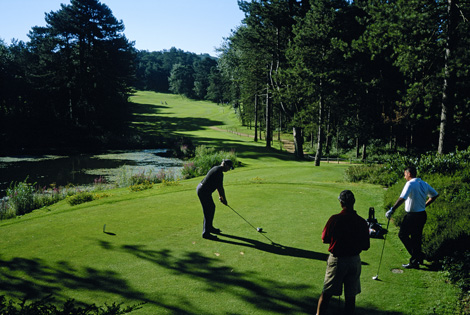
[[404, 166, 417, 181], [338, 190, 355, 209], [221, 159, 234, 171]]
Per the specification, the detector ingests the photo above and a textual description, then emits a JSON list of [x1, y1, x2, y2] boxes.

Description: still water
[[0, 149, 183, 197]]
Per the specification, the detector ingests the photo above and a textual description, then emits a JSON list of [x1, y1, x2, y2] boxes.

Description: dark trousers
[[197, 184, 215, 236], [399, 211, 427, 263]]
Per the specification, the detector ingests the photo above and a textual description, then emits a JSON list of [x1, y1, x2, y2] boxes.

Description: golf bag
[[367, 207, 388, 239]]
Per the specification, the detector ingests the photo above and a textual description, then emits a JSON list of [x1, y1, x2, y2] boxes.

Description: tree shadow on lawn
[[0, 249, 403, 315], [186, 134, 309, 162], [0, 255, 142, 303], [110, 243, 401, 315], [128, 102, 169, 116]]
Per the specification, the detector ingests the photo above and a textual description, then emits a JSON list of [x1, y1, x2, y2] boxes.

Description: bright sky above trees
[[0, 0, 245, 56]]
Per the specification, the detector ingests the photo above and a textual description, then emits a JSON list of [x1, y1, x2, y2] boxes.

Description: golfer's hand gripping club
[[219, 196, 227, 205]]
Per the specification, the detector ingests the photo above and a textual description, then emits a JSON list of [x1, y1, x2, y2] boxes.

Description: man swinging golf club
[[386, 166, 439, 269], [197, 159, 233, 240], [317, 190, 370, 315]]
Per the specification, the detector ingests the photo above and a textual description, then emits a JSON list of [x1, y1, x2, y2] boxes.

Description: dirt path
[[209, 126, 296, 153]]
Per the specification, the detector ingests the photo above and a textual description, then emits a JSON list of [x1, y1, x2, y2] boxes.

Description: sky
[[0, 0, 246, 57]]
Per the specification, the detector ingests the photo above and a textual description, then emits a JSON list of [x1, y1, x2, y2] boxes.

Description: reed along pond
[[0, 149, 184, 197]]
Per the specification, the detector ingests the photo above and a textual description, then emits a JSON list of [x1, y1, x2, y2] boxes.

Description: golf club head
[[372, 275, 379, 280]]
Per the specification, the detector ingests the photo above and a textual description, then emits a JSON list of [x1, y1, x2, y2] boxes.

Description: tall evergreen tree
[[27, 0, 135, 128]]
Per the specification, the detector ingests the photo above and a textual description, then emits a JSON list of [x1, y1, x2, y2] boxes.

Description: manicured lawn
[[0, 92, 459, 314]]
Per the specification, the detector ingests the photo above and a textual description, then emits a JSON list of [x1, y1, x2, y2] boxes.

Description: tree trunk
[[356, 138, 360, 159], [325, 105, 331, 156], [314, 92, 323, 166], [265, 87, 272, 149], [254, 94, 258, 142], [362, 143, 367, 161], [438, 0, 457, 154], [293, 126, 304, 159]]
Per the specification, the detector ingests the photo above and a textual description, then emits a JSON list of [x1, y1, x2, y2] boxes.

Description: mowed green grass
[[0, 91, 459, 314]]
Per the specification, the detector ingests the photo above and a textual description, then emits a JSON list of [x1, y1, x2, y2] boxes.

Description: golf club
[[226, 204, 278, 245], [373, 217, 391, 280]]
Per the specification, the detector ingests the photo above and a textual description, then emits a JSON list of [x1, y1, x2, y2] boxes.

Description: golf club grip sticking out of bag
[[226, 205, 277, 245]]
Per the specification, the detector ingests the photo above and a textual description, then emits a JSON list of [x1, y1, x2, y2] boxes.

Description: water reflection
[[0, 150, 183, 197]]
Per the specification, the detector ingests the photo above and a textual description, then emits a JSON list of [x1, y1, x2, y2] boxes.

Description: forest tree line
[[218, 0, 470, 163], [1, 0, 469, 158]]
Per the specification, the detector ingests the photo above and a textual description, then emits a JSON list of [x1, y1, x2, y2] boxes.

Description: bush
[[67, 192, 95, 206], [129, 181, 153, 192], [442, 251, 470, 292], [6, 178, 35, 215], [116, 167, 178, 188], [0, 294, 141, 314], [344, 164, 399, 187], [0, 198, 15, 220], [181, 146, 238, 179]]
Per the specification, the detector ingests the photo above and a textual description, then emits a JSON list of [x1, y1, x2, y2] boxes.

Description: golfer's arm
[[426, 195, 439, 207], [391, 198, 405, 211], [217, 187, 226, 200]]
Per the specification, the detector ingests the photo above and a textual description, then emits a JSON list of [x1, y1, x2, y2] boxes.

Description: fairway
[[0, 92, 459, 314]]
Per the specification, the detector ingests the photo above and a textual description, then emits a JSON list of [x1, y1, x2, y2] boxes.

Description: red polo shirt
[[322, 209, 370, 257]]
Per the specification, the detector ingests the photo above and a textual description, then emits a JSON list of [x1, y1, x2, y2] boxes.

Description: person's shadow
[[216, 233, 329, 261]]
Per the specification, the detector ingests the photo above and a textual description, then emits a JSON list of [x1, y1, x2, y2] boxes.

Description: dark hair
[[405, 166, 417, 177], [338, 190, 355, 206], [222, 159, 234, 169]]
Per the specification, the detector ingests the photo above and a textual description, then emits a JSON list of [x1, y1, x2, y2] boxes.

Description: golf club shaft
[[226, 205, 275, 244], [375, 218, 391, 277]]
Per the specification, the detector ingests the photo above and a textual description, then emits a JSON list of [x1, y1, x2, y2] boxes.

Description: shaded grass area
[[0, 91, 459, 314]]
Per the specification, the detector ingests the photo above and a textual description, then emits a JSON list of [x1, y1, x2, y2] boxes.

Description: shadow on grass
[[0, 248, 403, 315], [185, 134, 307, 162], [128, 102, 226, 134], [0, 255, 142, 302], [216, 233, 330, 261]]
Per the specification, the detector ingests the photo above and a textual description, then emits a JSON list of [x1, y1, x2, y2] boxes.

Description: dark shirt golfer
[[317, 190, 370, 315], [386, 166, 438, 269], [197, 159, 233, 240]]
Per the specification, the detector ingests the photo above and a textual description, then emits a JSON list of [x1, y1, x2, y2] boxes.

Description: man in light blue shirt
[[386, 166, 439, 268]]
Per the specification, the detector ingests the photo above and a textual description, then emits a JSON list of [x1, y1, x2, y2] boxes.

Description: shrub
[[442, 251, 470, 292], [160, 179, 181, 187], [129, 181, 153, 192], [33, 186, 66, 209], [6, 178, 35, 215], [181, 146, 238, 179], [67, 192, 95, 206], [0, 198, 15, 220], [116, 166, 179, 188], [344, 164, 400, 187], [0, 294, 142, 314]]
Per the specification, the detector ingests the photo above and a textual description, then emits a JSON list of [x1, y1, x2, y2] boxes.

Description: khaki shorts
[[322, 254, 362, 297]]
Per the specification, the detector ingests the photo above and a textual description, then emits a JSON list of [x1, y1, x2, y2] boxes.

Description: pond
[[0, 149, 184, 197]]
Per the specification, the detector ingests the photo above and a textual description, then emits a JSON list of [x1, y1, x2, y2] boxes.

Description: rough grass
[[0, 91, 460, 314]]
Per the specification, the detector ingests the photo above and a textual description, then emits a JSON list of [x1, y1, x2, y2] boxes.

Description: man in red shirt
[[316, 190, 370, 315]]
